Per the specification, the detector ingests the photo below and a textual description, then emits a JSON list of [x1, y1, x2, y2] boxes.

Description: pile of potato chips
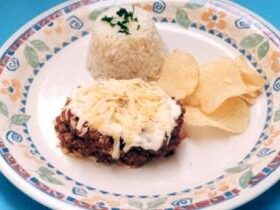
[[157, 50, 265, 133]]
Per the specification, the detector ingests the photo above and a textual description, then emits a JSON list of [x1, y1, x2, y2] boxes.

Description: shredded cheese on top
[[66, 79, 182, 158]]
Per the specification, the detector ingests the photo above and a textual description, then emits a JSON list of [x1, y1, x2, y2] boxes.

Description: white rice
[[86, 5, 167, 81]]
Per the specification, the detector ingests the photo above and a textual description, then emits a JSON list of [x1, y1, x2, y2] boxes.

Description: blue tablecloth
[[0, 0, 279, 209]]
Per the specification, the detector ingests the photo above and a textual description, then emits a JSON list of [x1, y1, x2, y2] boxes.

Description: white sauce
[[66, 79, 182, 159]]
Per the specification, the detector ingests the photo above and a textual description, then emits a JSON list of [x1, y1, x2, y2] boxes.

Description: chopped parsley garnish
[[101, 16, 116, 27], [116, 8, 128, 17], [101, 7, 140, 35]]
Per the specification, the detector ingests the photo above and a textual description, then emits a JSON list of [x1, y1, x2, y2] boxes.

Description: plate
[[0, 0, 280, 209]]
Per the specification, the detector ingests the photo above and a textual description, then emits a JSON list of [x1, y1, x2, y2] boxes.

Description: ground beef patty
[[54, 106, 184, 167]]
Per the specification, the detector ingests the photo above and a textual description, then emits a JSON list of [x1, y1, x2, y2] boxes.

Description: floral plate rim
[[1, 0, 280, 210], [0, 2, 87, 210]]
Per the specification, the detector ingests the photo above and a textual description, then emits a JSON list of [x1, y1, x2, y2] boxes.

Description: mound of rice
[[86, 5, 167, 81]]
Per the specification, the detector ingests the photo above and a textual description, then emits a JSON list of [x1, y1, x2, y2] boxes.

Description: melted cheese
[[66, 79, 182, 159]]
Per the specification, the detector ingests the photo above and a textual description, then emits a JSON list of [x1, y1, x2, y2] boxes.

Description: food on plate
[[155, 52, 264, 133], [184, 58, 264, 113], [235, 56, 265, 103], [55, 3, 266, 164], [54, 79, 184, 167], [87, 5, 166, 81], [181, 57, 264, 133], [184, 97, 249, 133], [240, 91, 262, 105], [157, 50, 199, 100]]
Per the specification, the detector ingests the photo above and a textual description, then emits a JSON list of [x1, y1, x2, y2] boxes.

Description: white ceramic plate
[[1, 0, 280, 209]]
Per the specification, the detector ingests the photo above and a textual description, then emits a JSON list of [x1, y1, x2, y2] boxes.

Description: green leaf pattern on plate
[[240, 34, 264, 49], [128, 199, 143, 209], [239, 33, 270, 59], [88, 8, 108, 20], [257, 40, 270, 60], [0, 100, 31, 127], [38, 167, 63, 185], [176, 8, 190, 29], [147, 197, 167, 209], [39, 167, 55, 176], [225, 164, 250, 173], [30, 40, 50, 51], [89, 10, 103, 20], [39, 174, 64, 185], [10, 114, 31, 126], [24, 46, 39, 68], [0, 101, 8, 117], [239, 170, 253, 189], [274, 109, 280, 122], [185, 0, 207, 9]]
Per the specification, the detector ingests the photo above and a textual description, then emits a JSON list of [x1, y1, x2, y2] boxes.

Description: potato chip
[[240, 90, 262, 105], [185, 58, 249, 113], [236, 56, 265, 90], [184, 97, 249, 133], [185, 57, 265, 113], [157, 50, 199, 100], [235, 56, 265, 103], [240, 95, 256, 105]]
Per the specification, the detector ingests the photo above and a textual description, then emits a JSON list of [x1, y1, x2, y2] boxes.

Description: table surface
[[0, 0, 280, 209]]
